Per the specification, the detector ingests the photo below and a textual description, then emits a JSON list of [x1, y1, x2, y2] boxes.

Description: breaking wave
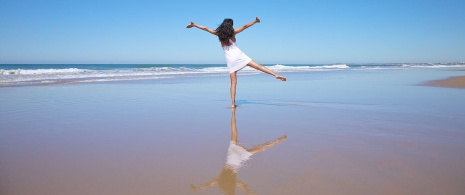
[[1, 63, 464, 87]]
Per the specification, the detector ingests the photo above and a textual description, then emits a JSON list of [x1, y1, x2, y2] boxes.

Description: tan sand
[[1, 74, 465, 195], [424, 76, 465, 88]]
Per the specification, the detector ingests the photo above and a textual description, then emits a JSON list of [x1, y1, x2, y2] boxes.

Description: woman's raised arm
[[234, 17, 260, 35], [186, 21, 217, 35]]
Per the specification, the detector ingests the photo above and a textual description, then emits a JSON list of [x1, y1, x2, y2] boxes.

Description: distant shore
[[424, 76, 465, 89]]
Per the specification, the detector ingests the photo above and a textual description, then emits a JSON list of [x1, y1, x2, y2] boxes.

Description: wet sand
[[424, 76, 465, 88], [1, 70, 465, 195]]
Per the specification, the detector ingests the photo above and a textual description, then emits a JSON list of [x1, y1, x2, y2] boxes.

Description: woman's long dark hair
[[216, 18, 234, 45]]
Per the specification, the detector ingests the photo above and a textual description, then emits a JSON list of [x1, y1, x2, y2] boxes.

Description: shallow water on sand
[[1, 68, 464, 194]]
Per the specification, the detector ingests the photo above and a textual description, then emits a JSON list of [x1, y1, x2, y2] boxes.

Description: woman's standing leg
[[247, 60, 286, 81], [230, 72, 237, 108]]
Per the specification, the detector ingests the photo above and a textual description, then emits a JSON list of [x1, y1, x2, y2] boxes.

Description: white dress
[[222, 39, 252, 74], [226, 141, 253, 173]]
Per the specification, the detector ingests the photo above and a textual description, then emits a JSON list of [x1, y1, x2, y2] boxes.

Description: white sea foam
[[1, 63, 464, 86], [265, 64, 350, 72], [197, 66, 230, 73], [0, 68, 88, 75], [401, 64, 465, 68]]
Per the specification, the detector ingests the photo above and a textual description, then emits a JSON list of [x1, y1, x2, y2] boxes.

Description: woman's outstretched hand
[[255, 17, 260, 23], [186, 21, 195, 28]]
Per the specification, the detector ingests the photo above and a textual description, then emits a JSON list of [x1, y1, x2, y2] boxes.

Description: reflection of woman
[[186, 17, 286, 108], [190, 108, 286, 195]]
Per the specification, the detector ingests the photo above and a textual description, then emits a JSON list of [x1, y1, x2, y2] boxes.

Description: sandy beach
[[1, 68, 465, 195], [424, 76, 465, 88]]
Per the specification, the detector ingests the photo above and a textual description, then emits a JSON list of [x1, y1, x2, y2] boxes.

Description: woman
[[186, 17, 286, 108]]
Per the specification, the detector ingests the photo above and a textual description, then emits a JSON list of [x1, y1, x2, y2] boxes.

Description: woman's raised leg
[[247, 60, 286, 81], [230, 72, 237, 108]]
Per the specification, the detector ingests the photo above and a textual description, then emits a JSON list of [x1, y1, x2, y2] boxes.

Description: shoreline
[[424, 76, 465, 89]]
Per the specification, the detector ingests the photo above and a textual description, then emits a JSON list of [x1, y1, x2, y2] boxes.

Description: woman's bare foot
[[230, 105, 237, 108], [276, 75, 286, 81]]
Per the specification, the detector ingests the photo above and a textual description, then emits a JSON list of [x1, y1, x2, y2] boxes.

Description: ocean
[[1, 63, 464, 87]]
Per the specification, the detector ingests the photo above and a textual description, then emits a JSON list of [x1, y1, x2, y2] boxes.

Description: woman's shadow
[[190, 108, 287, 195]]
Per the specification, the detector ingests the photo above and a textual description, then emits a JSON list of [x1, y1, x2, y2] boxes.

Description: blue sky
[[0, 0, 464, 64]]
